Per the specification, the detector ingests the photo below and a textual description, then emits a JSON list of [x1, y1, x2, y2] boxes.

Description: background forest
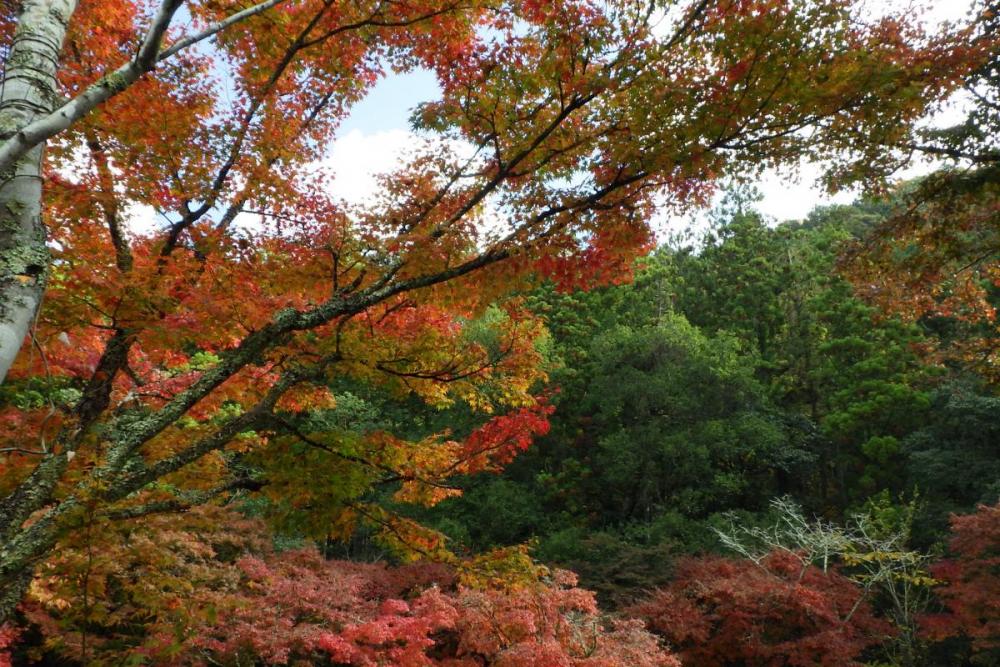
[[0, 0, 998, 665], [405, 190, 1000, 666]]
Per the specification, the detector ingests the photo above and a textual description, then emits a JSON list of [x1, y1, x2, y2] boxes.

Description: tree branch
[[0, 0, 185, 173], [100, 477, 265, 521], [158, 0, 288, 60]]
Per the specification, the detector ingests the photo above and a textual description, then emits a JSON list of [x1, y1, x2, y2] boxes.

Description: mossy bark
[[0, 0, 78, 384], [0, 0, 77, 623]]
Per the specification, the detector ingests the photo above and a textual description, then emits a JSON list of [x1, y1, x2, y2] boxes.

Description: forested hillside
[[0, 0, 997, 664]]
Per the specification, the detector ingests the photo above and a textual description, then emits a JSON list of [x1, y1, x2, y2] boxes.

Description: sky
[[321, 0, 978, 235]]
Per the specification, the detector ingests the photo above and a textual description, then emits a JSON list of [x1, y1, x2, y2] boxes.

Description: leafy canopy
[[0, 0, 981, 627]]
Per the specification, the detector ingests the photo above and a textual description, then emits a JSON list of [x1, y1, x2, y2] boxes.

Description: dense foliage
[[0, 0, 998, 664], [2, 506, 680, 665], [922, 504, 1000, 665], [416, 193, 1000, 662], [630, 551, 891, 667]]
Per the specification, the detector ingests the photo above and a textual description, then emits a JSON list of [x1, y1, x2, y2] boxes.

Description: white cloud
[[325, 128, 423, 206], [757, 166, 858, 222]]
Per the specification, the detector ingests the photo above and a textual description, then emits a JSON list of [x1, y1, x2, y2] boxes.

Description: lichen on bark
[[0, 0, 79, 384]]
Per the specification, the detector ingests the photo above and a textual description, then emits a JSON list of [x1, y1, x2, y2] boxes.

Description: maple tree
[[844, 171, 1000, 382], [629, 551, 892, 667], [843, 0, 1000, 382], [0, 0, 982, 629], [921, 503, 1000, 665], [1, 505, 679, 665]]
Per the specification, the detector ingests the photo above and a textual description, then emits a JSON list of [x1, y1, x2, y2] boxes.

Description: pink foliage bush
[[181, 552, 679, 666], [13, 507, 676, 666]]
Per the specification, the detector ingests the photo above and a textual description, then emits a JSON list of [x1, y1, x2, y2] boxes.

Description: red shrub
[[630, 551, 892, 666], [922, 503, 1000, 660], [184, 557, 680, 666], [0, 623, 17, 667]]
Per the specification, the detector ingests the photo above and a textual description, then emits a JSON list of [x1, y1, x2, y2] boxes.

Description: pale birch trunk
[[0, 0, 285, 622], [0, 0, 77, 384]]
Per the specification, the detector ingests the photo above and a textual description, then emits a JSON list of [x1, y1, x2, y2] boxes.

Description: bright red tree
[[630, 551, 892, 667], [921, 504, 1000, 663]]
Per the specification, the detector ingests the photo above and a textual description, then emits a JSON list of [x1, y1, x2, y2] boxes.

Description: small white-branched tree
[[715, 496, 938, 667]]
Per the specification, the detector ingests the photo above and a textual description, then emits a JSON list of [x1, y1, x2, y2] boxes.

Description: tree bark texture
[[0, 0, 77, 384]]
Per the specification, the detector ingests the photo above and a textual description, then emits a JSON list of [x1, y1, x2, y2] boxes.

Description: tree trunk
[[0, 568, 32, 624], [0, 0, 77, 384], [0, 0, 77, 621]]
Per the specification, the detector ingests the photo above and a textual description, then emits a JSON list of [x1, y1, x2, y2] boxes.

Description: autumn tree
[[922, 503, 1000, 665], [0, 504, 680, 665], [630, 551, 891, 666], [0, 0, 979, 622], [844, 0, 1000, 381]]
